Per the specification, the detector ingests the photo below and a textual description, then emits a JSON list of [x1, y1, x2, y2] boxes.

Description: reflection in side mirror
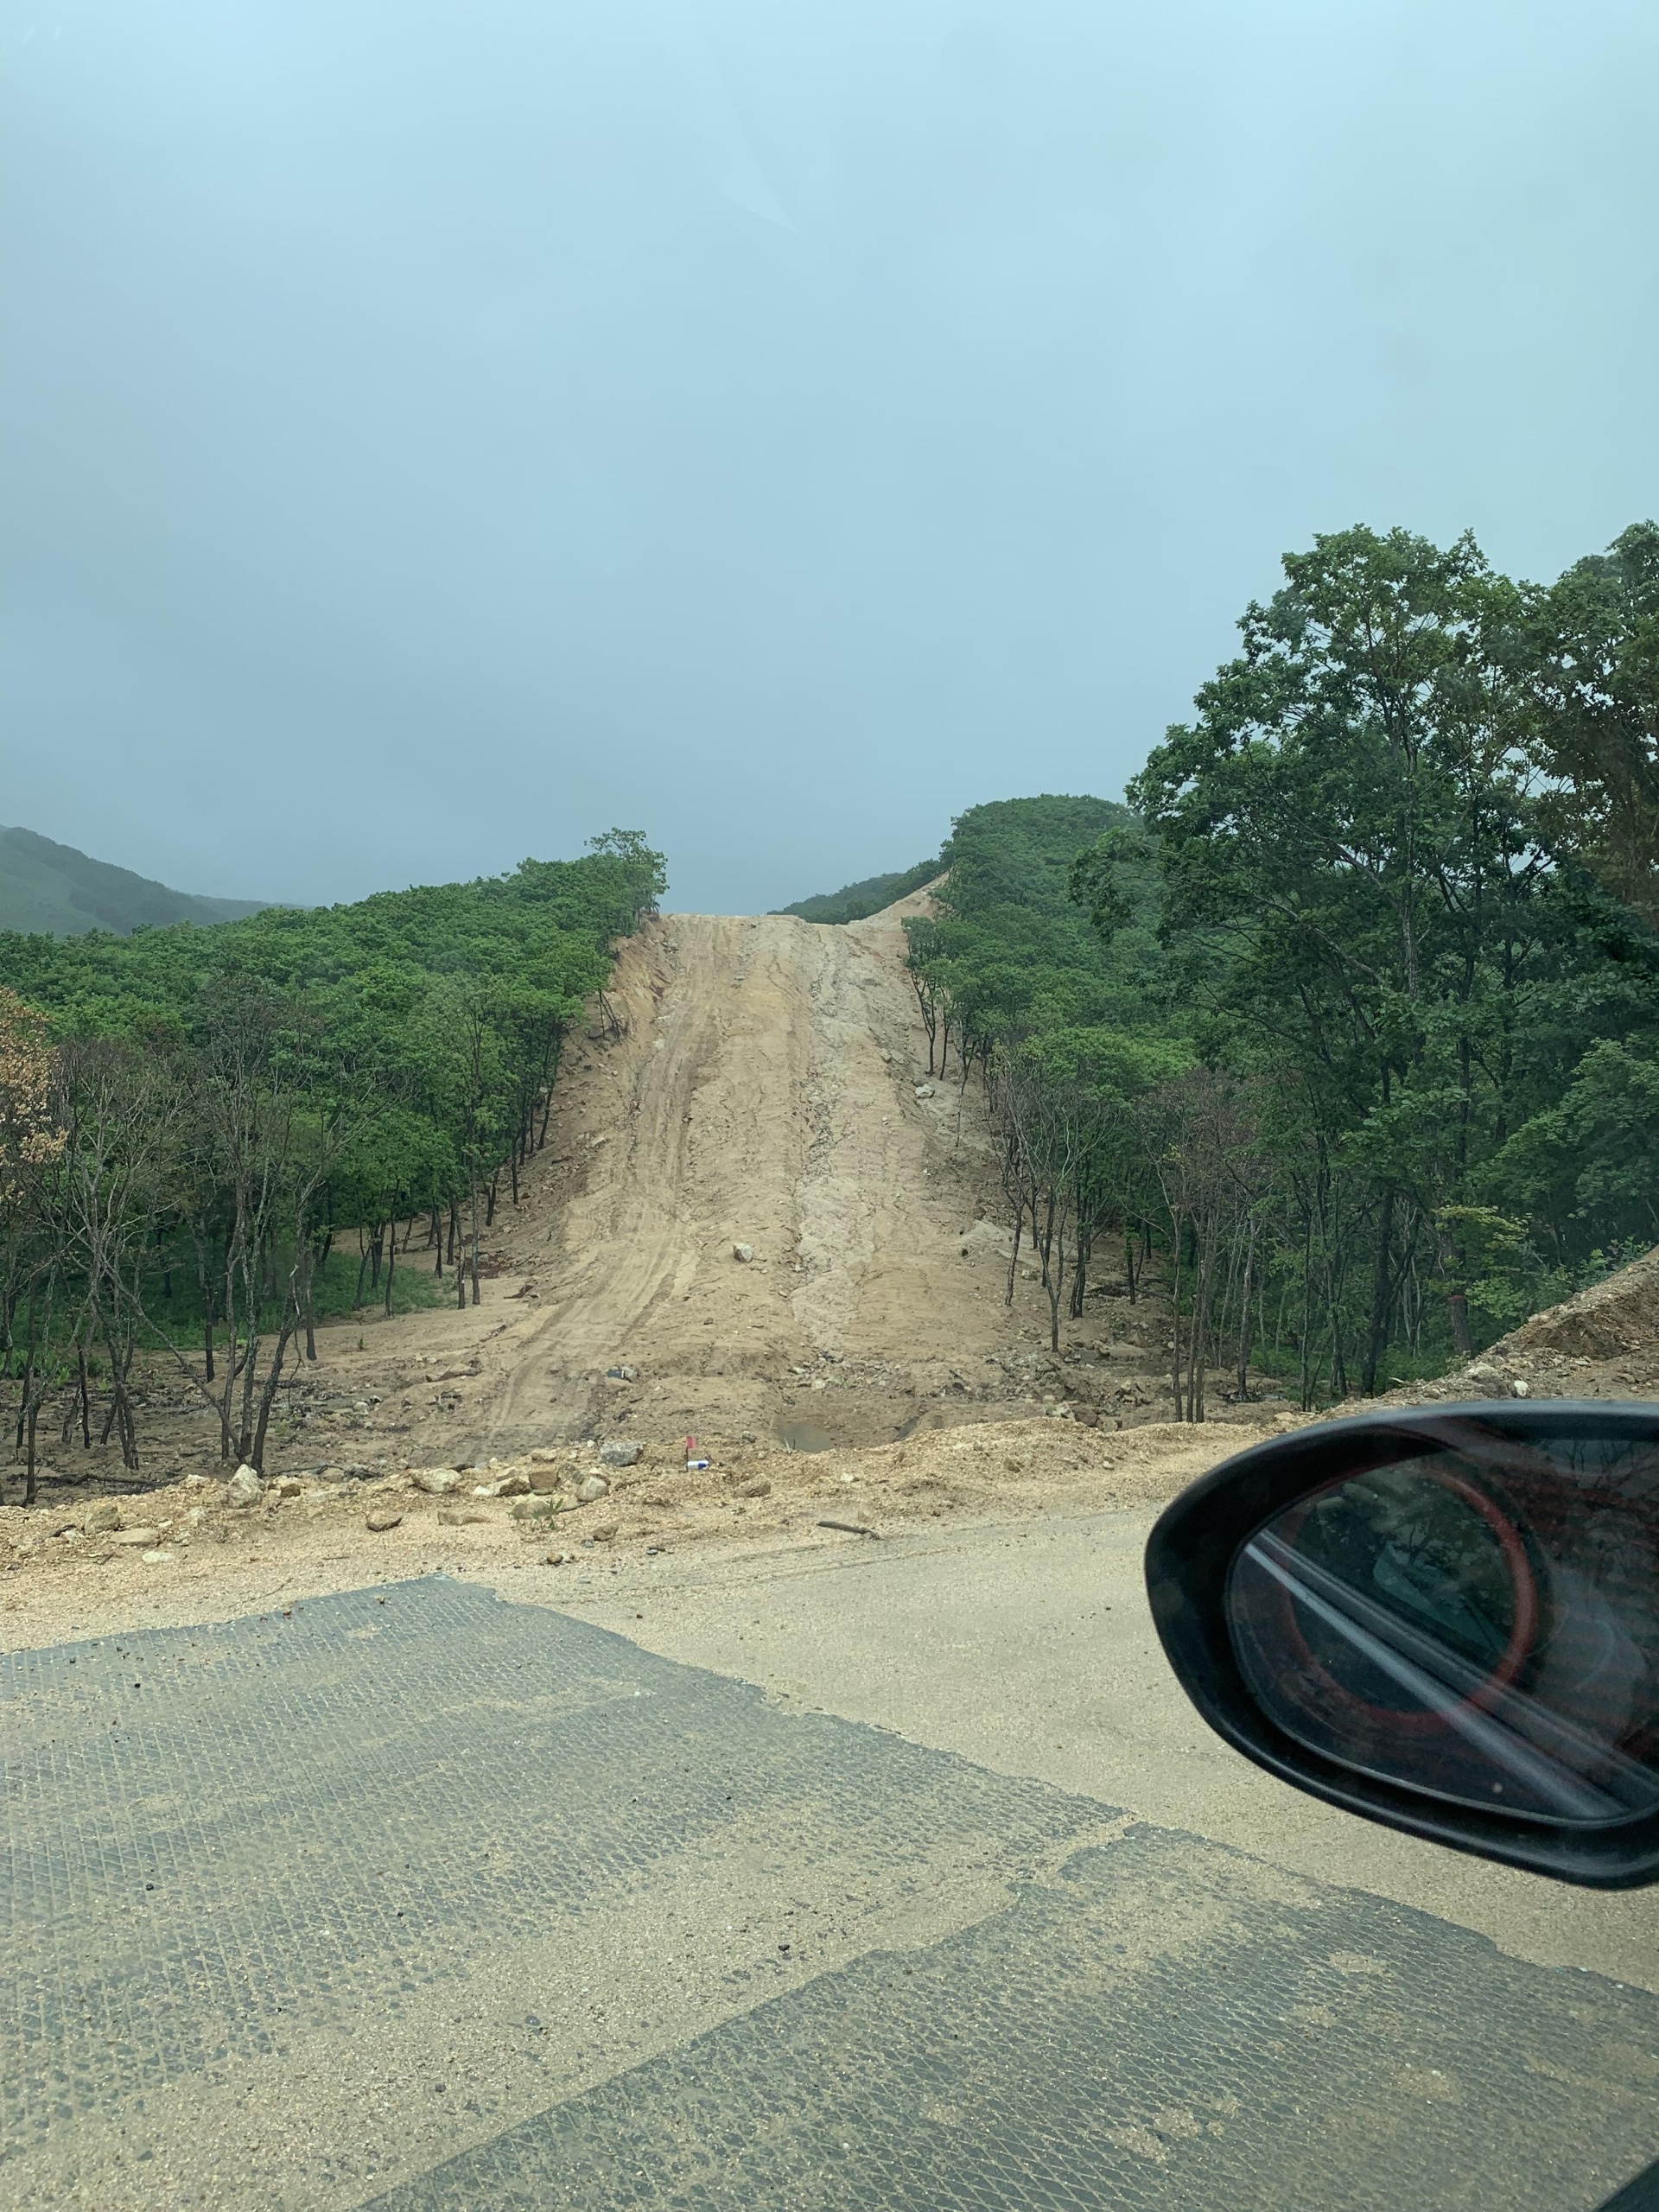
[[1145, 1405, 1659, 1886], [1230, 1454, 1659, 1823]]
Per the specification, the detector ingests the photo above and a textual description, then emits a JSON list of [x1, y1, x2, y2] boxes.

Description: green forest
[[0, 832, 664, 1489], [901, 522, 1659, 1414]]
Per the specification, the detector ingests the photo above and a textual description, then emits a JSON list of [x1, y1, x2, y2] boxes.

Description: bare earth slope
[[453, 896, 1081, 1459], [1378, 1242, 1659, 1408]]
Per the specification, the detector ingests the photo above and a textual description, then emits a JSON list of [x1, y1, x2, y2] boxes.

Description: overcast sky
[[4, 1, 1657, 914]]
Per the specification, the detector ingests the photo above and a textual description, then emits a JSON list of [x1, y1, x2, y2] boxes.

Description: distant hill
[[0, 826, 271, 938], [775, 855, 943, 925]]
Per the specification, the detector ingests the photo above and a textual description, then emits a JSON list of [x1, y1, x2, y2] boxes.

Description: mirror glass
[[1226, 1428, 1659, 1823]]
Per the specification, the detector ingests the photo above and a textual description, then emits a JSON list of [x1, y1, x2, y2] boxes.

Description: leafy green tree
[[1525, 523, 1659, 925], [1129, 524, 1553, 1375]]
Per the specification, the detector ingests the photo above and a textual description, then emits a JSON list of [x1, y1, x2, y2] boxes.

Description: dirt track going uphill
[[473, 893, 1079, 1459], [3, 891, 1293, 1638], [18, 885, 1659, 1643]]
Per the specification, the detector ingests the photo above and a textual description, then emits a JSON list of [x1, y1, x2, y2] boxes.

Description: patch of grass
[[136, 1243, 454, 1351]]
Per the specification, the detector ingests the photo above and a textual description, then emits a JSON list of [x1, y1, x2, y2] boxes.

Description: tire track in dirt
[[470, 899, 1026, 1455]]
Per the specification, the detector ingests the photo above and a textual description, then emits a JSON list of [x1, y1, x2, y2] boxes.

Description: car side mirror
[[1144, 1402, 1659, 1888]]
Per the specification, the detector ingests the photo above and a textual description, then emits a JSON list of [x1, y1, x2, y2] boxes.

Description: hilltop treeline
[[907, 524, 1659, 1414], [0, 832, 664, 1490], [775, 854, 943, 925]]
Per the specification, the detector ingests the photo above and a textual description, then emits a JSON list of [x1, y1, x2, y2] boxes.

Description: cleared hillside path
[[457, 897, 1048, 1460]]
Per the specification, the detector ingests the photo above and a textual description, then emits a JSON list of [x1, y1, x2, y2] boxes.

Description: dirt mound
[[1497, 1245, 1659, 1366], [1371, 1243, 1659, 1407]]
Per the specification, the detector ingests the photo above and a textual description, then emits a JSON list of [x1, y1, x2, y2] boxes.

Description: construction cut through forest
[[4, 882, 1657, 1638]]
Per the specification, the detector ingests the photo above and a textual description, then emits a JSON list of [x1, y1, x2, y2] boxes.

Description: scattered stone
[[590, 1522, 619, 1542], [473, 1470, 530, 1497], [438, 1507, 490, 1526], [276, 1477, 303, 1498], [511, 1496, 557, 1521], [111, 1528, 162, 1547], [577, 1474, 610, 1503], [914, 1084, 934, 1099], [605, 1363, 638, 1382], [365, 1509, 404, 1532], [226, 1466, 264, 1509], [85, 1502, 122, 1535], [544, 1549, 575, 1566], [599, 1440, 641, 1468], [530, 1447, 562, 1464], [183, 1471, 210, 1490], [408, 1466, 463, 1495], [737, 1477, 772, 1498], [1510, 1378, 1531, 1398], [141, 1550, 173, 1565], [529, 1465, 564, 1493], [187, 1506, 208, 1529], [733, 1243, 753, 1263]]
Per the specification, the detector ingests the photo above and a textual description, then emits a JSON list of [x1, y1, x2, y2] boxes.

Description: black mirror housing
[[1145, 1402, 1659, 1889]]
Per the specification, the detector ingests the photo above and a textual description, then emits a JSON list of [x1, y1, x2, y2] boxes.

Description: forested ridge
[[774, 854, 943, 924], [901, 523, 1659, 1414], [0, 831, 664, 1491], [0, 823, 270, 937]]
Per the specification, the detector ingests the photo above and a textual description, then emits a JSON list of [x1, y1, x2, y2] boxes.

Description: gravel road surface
[[7, 1566, 1658, 2211]]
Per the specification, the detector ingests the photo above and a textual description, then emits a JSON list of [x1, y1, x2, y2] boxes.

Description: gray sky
[[4, 0, 1657, 915]]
